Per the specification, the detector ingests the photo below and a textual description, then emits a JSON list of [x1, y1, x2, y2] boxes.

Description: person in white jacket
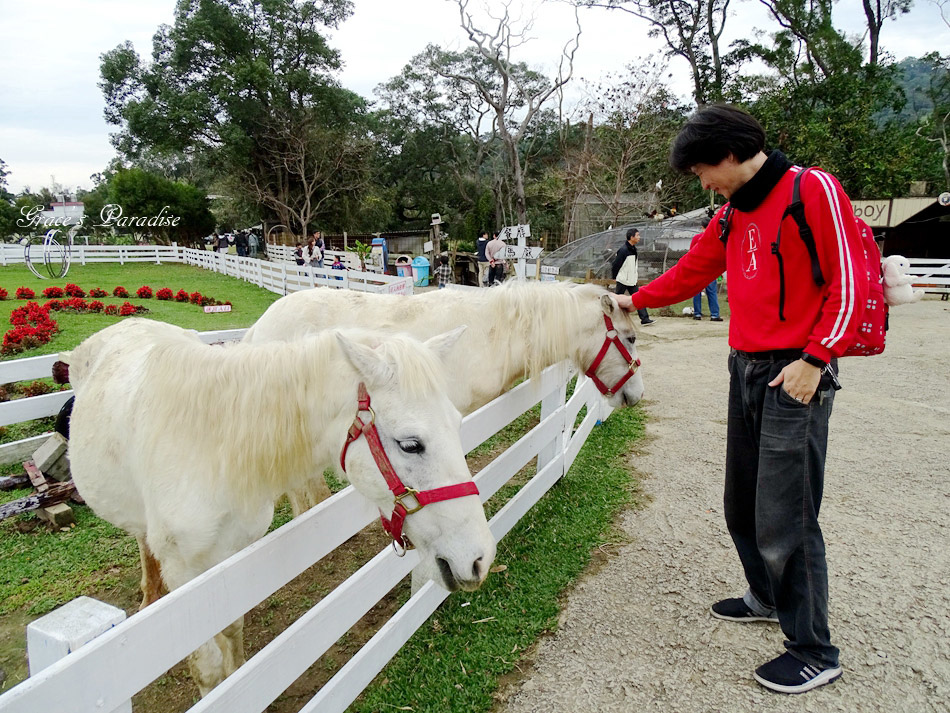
[[611, 228, 654, 325]]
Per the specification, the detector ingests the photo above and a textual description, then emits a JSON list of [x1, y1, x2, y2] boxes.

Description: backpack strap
[[772, 167, 827, 321], [717, 204, 734, 245]]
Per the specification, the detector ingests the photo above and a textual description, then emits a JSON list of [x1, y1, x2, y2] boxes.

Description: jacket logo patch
[[743, 224, 760, 279]]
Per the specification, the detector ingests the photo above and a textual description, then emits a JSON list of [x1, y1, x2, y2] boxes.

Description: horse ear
[[600, 293, 616, 315], [423, 325, 467, 362], [335, 333, 395, 385]]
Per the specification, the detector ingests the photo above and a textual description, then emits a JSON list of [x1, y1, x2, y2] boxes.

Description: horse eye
[[625, 335, 637, 345], [398, 439, 424, 454]]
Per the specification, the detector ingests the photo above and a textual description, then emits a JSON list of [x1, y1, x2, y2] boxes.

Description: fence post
[[537, 361, 569, 478], [26, 596, 131, 713]]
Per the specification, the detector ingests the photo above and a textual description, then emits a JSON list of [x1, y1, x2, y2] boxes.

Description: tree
[[913, 53, 950, 191], [99, 0, 366, 234], [440, 0, 582, 225], [0, 159, 18, 240], [580, 0, 737, 105], [861, 0, 913, 66], [80, 168, 216, 246]]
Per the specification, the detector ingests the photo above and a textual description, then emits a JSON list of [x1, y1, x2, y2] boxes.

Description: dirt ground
[[496, 296, 950, 713]]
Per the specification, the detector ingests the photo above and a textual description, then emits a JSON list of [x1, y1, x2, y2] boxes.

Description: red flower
[[136, 285, 153, 299], [89, 287, 108, 298], [156, 287, 174, 300], [43, 299, 63, 311], [175, 289, 189, 302], [104, 304, 119, 315], [88, 300, 104, 312], [64, 283, 85, 298], [189, 291, 202, 304], [113, 286, 129, 298], [2, 301, 58, 355], [119, 302, 137, 316], [0, 287, 7, 300], [62, 297, 88, 311], [15, 287, 35, 299], [42, 287, 65, 298]]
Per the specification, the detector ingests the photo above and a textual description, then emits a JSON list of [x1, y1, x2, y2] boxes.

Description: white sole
[[754, 666, 842, 694]]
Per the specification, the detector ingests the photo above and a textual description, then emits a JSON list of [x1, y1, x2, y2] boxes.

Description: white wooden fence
[[906, 258, 950, 295], [0, 244, 413, 297], [0, 349, 610, 713]]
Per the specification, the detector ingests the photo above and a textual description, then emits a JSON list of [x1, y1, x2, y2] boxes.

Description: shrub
[[200, 295, 216, 306], [189, 291, 202, 305], [64, 283, 85, 298], [42, 287, 65, 298], [89, 287, 108, 298], [119, 302, 137, 316], [112, 286, 129, 298], [0, 287, 7, 300], [62, 297, 88, 311], [136, 285, 153, 299], [88, 300, 104, 312], [22, 381, 53, 398], [104, 304, 119, 315], [15, 287, 35, 299], [2, 302, 58, 355], [175, 289, 189, 302], [156, 287, 174, 300], [43, 299, 63, 311]]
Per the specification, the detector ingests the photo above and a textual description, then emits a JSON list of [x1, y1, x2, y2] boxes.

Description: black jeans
[[488, 263, 506, 285], [614, 282, 650, 323], [724, 351, 839, 668]]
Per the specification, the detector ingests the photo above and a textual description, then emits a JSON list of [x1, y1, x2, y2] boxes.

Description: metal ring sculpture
[[23, 229, 71, 279]]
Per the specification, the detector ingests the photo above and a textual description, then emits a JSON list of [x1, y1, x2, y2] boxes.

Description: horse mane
[[446, 281, 627, 379], [101, 322, 448, 509]]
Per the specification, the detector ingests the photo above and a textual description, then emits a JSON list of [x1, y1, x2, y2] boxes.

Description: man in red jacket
[[617, 105, 867, 694]]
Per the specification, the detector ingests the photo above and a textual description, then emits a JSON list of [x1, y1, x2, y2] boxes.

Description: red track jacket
[[633, 166, 868, 363]]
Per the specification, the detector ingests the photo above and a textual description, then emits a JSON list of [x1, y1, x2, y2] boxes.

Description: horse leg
[[288, 472, 332, 517], [214, 618, 245, 677], [158, 556, 238, 696], [136, 536, 165, 610]]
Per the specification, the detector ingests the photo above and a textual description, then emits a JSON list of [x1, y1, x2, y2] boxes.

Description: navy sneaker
[[710, 597, 778, 623], [754, 652, 842, 694], [711, 316, 724, 322], [641, 319, 656, 325], [693, 315, 703, 320]]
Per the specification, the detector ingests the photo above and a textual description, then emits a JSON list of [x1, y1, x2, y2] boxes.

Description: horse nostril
[[472, 556, 484, 581]]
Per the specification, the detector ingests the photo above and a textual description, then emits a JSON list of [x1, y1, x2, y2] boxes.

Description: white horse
[[65, 318, 495, 696], [244, 281, 646, 512]]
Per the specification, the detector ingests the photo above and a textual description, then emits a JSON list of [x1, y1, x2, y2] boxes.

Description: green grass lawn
[[0, 263, 282, 361]]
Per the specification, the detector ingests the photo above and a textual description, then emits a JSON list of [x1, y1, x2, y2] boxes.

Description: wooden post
[[27, 596, 131, 713]]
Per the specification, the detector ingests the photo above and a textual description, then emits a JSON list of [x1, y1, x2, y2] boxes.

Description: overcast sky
[[0, 0, 946, 195]]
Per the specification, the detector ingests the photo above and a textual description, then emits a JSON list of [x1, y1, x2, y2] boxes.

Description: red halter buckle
[[340, 383, 479, 555], [584, 314, 641, 397]]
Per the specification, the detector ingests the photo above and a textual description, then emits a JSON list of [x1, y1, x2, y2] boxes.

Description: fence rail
[[906, 258, 950, 294], [0, 361, 609, 713], [0, 243, 413, 297]]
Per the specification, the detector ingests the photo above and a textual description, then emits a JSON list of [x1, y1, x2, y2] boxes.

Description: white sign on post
[[497, 224, 540, 279]]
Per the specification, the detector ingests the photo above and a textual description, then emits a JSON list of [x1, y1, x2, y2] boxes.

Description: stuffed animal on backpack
[[882, 255, 924, 306]]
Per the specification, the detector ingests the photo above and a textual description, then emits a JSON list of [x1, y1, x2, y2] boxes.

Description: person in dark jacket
[[611, 228, 654, 325], [476, 231, 490, 286]]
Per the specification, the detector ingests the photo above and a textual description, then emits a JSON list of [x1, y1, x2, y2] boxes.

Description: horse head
[[335, 327, 496, 592], [580, 290, 645, 407]]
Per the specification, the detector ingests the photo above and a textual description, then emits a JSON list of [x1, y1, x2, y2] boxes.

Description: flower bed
[[1, 285, 233, 356]]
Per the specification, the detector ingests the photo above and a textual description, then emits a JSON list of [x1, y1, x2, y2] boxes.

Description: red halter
[[339, 383, 479, 555], [584, 314, 642, 397]]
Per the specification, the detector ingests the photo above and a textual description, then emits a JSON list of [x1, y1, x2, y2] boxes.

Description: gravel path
[[496, 297, 950, 713]]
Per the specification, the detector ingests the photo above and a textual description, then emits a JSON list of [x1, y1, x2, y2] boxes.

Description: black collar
[[729, 150, 793, 212]]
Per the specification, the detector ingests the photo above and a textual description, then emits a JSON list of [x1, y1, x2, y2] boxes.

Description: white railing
[[0, 360, 610, 713], [906, 258, 950, 294], [0, 244, 413, 297]]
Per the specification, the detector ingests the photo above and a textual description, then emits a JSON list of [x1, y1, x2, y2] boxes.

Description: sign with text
[[203, 305, 232, 313], [497, 224, 531, 241], [501, 245, 543, 260], [540, 265, 559, 275]]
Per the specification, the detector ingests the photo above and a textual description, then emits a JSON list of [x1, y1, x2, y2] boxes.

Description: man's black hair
[[669, 104, 766, 173], [625, 228, 639, 240]]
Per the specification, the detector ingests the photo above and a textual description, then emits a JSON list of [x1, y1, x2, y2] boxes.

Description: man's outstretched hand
[[614, 294, 635, 311]]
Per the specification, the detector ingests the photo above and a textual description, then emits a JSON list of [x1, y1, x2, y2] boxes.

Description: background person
[[617, 104, 867, 695], [476, 230, 490, 286], [611, 228, 654, 326], [485, 232, 507, 285], [691, 233, 723, 321]]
